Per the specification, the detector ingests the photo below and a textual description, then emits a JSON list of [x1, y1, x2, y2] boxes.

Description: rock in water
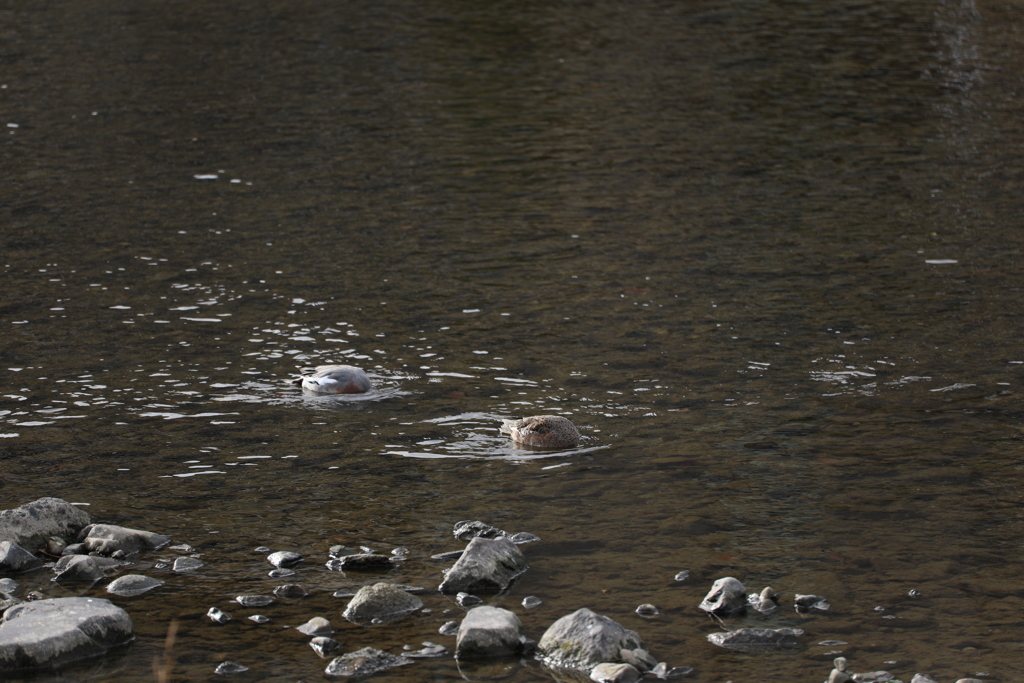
[[324, 647, 411, 677], [537, 608, 645, 672], [0, 542, 43, 574], [311, 637, 340, 658], [699, 577, 747, 616], [455, 606, 528, 659], [706, 627, 804, 653], [0, 597, 133, 672], [342, 583, 423, 623], [77, 524, 170, 556], [438, 537, 528, 594], [106, 575, 164, 597], [0, 498, 91, 554], [214, 661, 249, 675], [52, 555, 110, 584], [267, 551, 303, 568], [296, 617, 334, 636], [591, 662, 641, 683]]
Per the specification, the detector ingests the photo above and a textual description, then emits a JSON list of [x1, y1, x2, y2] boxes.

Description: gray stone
[[0, 498, 91, 555], [77, 524, 169, 556], [311, 636, 340, 657], [827, 656, 852, 683], [537, 608, 644, 672], [267, 551, 303, 568], [297, 617, 334, 636], [707, 627, 803, 653], [0, 579, 17, 594], [456, 606, 527, 659], [52, 555, 111, 584], [234, 594, 274, 608], [273, 584, 308, 599], [324, 646, 412, 677], [749, 587, 779, 613], [910, 675, 938, 683], [172, 557, 204, 572], [954, 679, 984, 683], [342, 582, 423, 623], [248, 615, 270, 624], [438, 536, 528, 595], [699, 577, 747, 616], [106, 574, 164, 597], [590, 662, 640, 683], [0, 541, 43, 573], [457, 592, 482, 607], [851, 673, 893, 683], [0, 597, 133, 671], [620, 648, 658, 673], [454, 520, 512, 541]]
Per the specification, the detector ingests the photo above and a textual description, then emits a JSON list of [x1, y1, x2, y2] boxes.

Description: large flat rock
[[0, 597, 134, 671]]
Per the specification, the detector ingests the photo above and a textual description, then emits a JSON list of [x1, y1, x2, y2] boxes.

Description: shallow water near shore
[[3, 0, 1024, 681]]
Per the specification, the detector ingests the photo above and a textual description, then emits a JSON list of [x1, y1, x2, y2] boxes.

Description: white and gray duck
[[499, 415, 581, 449], [295, 365, 372, 394]]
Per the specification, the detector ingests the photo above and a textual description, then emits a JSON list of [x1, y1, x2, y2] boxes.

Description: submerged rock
[[106, 574, 164, 597], [0, 498, 91, 554], [707, 627, 804, 653], [795, 594, 830, 613], [438, 536, 528, 595], [77, 524, 169, 556], [234, 595, 274, 608], [324, 647, 412, 677], [699, 577, 747, 616], [214, 661, 249, 675], [328, 553, 396, 572], [0, 542, 43, 574], [207, 607, 231, 624], [454, 520, 512, 541], [537, 608, 645, 672], [273, 584, 308, 599], [590, 662, 641, 683], [457, 592, 482, 607], [456, 606, 530, 659], [404, 641, 447, 658], [0, 597, 133, 672], [342, 583, 423, 623], [635, 603, 659, 617]]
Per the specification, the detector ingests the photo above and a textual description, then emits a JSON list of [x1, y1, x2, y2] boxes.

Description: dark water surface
[[3, 0, 1024, 680]]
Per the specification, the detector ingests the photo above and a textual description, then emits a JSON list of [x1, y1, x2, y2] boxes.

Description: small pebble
[[456, 592, 482, 607], [169, 544, 195, 553], [635, 603, 660, 617], [522, 596, 543, 609], [438, 620, 459, 636], [0, 579, 17, 593], [207, 607, 231, 624], [248, 615, 270, 624], [430, 550, 463, 561], [214, 661, 248, 675], [267, 551, 303, 568], [173, 557, 204, 573], [310, 637, 340, 658], [509, 532, 541, 544], [329, 545, 358, 558], [908, 589, 921, 598], [254, 546, 270, 553], [235, 595, 274, 608], [674, 570, 690, 582], [391, 547, 410, 558], [274, 584, 309, 599]]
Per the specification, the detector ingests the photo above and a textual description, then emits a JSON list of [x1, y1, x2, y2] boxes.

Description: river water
[[2, 0, 1024, 681]]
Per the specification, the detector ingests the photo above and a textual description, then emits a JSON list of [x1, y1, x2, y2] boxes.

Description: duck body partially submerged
[[500, 415, 581, 449], [297, 365, 372, 394]]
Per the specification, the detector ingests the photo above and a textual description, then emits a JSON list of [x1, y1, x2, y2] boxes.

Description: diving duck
[[499, 415, 581, 449], [296, 365, 372, 394]]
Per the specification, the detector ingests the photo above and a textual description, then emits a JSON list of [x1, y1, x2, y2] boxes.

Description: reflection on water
[[3, 0, 1024, 681]]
